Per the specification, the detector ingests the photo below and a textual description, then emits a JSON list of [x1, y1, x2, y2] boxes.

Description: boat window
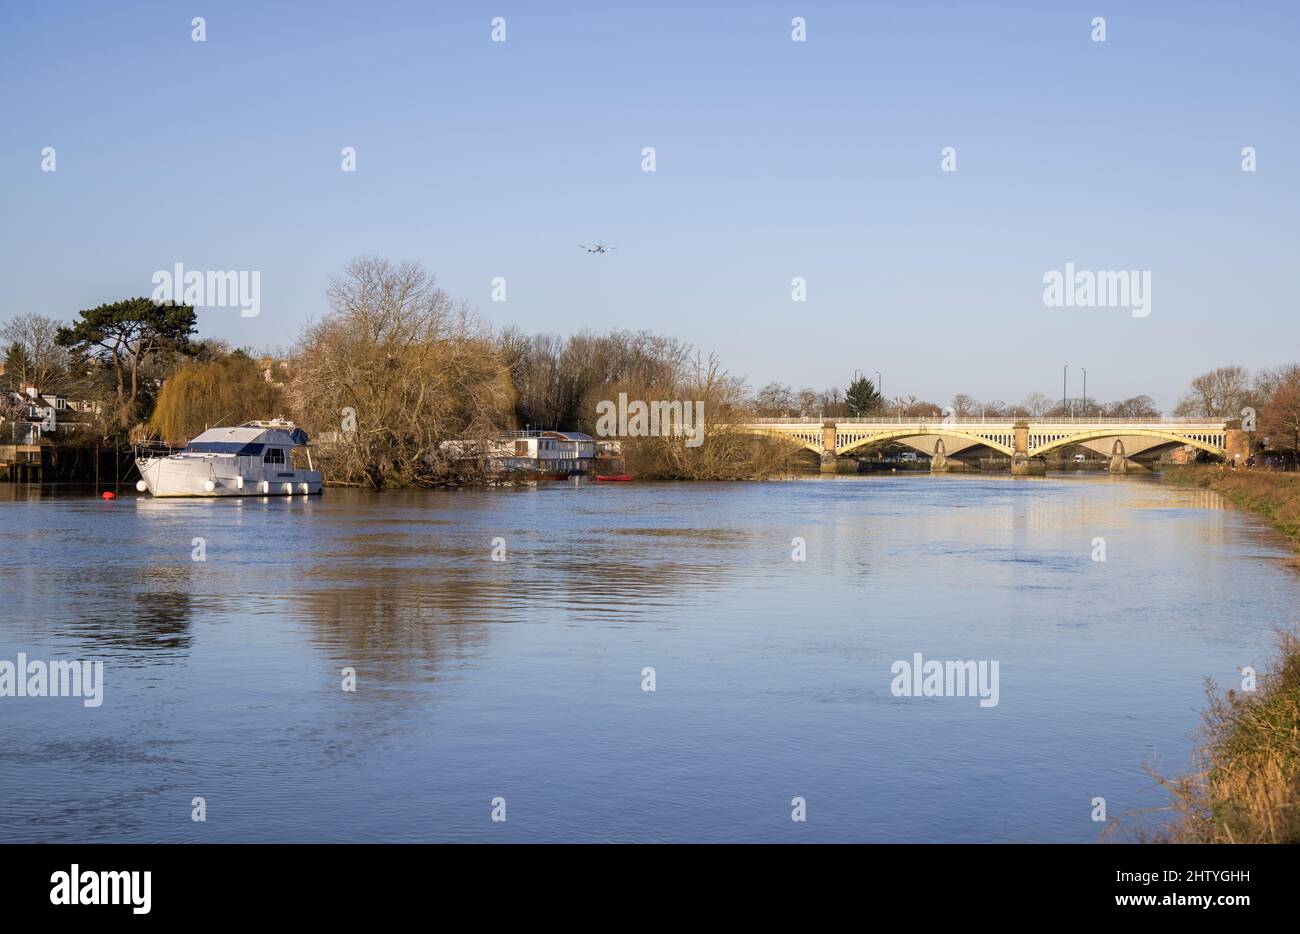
[[264, 448, 285, 465]]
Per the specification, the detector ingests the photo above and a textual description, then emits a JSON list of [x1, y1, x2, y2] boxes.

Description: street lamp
[[1082, 368, 1087, 417], [875, 371, 882, 399], [1063, 365, 1068, 415]]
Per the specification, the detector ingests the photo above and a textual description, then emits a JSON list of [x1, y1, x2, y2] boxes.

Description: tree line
[[750, 381, 1164, 420], [3, 256, 1299, 482]]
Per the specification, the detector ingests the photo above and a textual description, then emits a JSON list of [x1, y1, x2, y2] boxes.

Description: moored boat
[[134, 420, 323, 497]]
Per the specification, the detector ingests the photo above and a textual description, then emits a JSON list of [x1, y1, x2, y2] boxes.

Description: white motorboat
[[135, 420, 324, 497]]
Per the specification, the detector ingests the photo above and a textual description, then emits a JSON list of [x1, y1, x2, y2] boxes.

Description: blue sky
[[2, 1, 1296, 410]]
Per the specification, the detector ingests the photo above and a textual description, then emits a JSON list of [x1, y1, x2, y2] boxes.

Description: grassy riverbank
[[1163, 465, 1300, 552], [1156, 466, 1300, 843], [1155, 630, 1300, 843]]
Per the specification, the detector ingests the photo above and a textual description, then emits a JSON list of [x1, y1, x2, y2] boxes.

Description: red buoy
[[101, 491, 116, 500]]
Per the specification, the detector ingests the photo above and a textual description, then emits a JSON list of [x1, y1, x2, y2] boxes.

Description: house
[[440, 430, 597, 475], [535, 431, 596, 472], [1, 384, 98, 441]]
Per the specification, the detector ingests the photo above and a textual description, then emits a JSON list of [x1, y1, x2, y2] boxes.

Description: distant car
[[900, 452, 921, 462], [1072, 454, 1086, 463]]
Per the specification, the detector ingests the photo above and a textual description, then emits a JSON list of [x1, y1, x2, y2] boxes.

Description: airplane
[[579, 243, 616, 254]]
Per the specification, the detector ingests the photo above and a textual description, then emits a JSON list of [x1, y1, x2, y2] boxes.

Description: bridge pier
[[820, 422, 838, 472], [1009, 420, 1044, 475], [1010, 454, 1045, 476], [1106, 439, 1143, 473], [929, 439, 947, 472], [820, 452, 856, 473], [1225, 427, 1249, 466]]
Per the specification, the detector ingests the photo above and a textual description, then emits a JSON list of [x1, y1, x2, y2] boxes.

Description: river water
[[1, 474, 1296, 842]]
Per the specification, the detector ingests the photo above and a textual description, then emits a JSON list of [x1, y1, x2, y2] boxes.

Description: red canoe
[[595, 474, 634, 482]]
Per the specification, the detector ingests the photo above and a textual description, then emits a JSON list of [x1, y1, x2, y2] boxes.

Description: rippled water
[[1, 474, 1296, 842]]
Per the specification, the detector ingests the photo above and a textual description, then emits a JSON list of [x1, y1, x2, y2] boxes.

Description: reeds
[[1154, 631, 1300, 843]]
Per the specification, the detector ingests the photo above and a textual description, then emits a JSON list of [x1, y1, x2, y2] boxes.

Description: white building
[[440, 431, 597, 475]]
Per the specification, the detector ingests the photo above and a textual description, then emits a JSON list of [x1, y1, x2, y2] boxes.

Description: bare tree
[[1259, 365, 1300, 463], [1174, 366, 1254, 417], [621, 354, 799, 480], [951, 394, 979, 416], [290, 257, 512, 487], [1018, 393, 1052, 417], [754, 382, 796, 417], [1253, 364, 1300, 406], [1, 313, 73, 395], [1105, 395, 1160, 418], [818, 386, 846, 417]]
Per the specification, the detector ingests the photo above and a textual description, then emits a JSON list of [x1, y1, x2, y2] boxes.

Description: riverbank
[[1156, 465, 1300, 843], [1163, 465, 1300, 553], [1154, 629, 1300, 843]]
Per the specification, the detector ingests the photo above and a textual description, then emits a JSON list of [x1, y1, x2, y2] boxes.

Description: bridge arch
[[745, 428, 823, 455], [836, 428, 1016, 458], [1029, 428, 1225, 459]]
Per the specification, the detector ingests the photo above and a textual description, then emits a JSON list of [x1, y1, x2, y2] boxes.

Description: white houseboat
[[135, 420, 323, 497], [438, 430, 597, 478]]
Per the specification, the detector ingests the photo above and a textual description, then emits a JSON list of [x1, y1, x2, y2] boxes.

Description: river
[[1, 473, 1296, 842]]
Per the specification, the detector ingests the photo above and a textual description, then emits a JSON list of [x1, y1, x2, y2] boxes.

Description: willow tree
[[149, 351, 283, 442]]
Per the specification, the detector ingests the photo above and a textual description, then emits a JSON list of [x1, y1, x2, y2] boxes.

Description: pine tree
[[845, 376, 883, 416]]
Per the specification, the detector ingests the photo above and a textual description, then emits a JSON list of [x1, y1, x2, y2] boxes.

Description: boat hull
[[137, 455, 323, 497]]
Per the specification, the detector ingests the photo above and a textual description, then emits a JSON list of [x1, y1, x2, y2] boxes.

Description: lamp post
[[1063, 365, 1068, 415], [875, 371, 882, 400], [1082, 368, 1087, 417]]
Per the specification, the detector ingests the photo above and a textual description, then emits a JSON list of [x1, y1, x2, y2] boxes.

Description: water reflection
[[1, 475, 1296, 843]]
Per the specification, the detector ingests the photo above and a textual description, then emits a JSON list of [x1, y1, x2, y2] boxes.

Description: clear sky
[[2, 1, 1296, 411]]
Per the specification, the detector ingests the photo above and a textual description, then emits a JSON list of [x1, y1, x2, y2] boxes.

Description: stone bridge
[[741, 417, 1246, 474]]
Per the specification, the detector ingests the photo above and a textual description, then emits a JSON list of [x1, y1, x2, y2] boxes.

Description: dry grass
[[1136, 467, 1300, 842], [1153, 631, 1300, 843]]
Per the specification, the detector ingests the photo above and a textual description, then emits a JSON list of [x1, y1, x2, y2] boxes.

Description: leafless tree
[[1259, 365, 1300, 462], [1174, 366, 1254, 417], [290, 257, 512, 487], [1104, 395, 1160, 418], [753, 382, 795, 417], [1, 313, 73, 395], [1017, 393, 1052, 417], [620, 354, 800, 480]]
